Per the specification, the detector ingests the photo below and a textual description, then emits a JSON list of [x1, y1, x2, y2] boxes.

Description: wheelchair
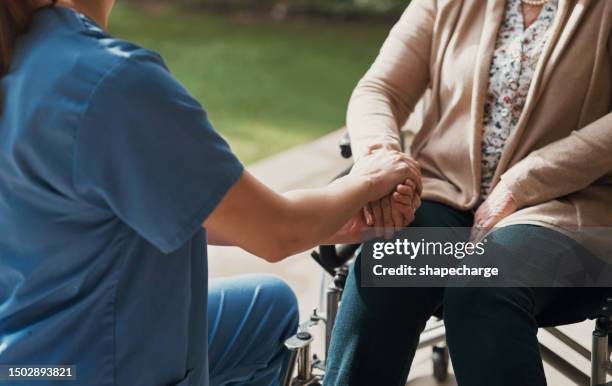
[[282, 133, 612, 386]]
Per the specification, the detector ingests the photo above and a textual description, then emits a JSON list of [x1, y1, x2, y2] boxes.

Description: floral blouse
[[480, 0, 558, 200]]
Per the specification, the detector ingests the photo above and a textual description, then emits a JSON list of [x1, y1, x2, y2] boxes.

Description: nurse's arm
[[203, 151, 420, 263], [204, 171, 370, 262]]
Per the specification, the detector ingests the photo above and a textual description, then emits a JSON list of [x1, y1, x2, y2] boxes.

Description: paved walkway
[[208, 129, 601, 386]]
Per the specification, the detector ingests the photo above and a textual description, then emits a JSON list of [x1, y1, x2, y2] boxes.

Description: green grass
[[109, 4, 389, 163]]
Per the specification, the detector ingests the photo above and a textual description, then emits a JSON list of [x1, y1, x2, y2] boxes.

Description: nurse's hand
[[324, 210, 369, 245], [350, 145, 421, 203]]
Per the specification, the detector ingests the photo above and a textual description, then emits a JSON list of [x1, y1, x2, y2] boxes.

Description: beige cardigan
[[347, 0, 612, 231]]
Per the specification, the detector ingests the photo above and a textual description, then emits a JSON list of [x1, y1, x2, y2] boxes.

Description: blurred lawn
[[109, 4, 389, 163]]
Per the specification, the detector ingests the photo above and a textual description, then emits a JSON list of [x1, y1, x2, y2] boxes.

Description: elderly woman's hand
[[363, 177, 422, 239], [349, 145, 421, 206], [363, 180, 421, 238], [470, 182, 519, 242], [356, 144, 422, 238]]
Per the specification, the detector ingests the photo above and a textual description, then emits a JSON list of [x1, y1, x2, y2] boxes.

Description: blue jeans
[[208, 274, 299, 386], [324, 201, 606, 386]]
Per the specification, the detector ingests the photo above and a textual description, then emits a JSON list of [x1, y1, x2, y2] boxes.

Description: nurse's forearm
[[205, 150, 418, 261], [204, 172, 372, 262], [279, 174, 372, 249]]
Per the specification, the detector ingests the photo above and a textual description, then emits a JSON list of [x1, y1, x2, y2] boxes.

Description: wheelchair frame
[[539, 311, 612, 386]]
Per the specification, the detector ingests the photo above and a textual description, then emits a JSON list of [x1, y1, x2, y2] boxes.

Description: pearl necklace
[[522, 0, 549, 6]]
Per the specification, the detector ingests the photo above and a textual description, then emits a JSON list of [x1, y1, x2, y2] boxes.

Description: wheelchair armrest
[[591, 295, 612, 339], [597, 295, 612, 319], [339, 131, 352, 159], [311, 244, 360, 276]]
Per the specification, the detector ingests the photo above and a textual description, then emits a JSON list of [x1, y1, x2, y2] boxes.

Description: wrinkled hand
[[358, 145, 422, 238], [470, 182, 519, 242], [364, 178, 422, 238], [326, 179, 422, 244], [349, 144, 421, 203]]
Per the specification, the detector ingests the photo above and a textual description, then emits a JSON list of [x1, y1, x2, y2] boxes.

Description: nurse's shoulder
[[44, 6, 172, 100]]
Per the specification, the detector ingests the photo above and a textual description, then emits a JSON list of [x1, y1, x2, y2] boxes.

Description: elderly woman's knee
[[353, 285, 443, 321], [443, 287, 534, 326]]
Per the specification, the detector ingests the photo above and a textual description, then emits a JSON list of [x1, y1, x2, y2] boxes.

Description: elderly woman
[[325, 0, 612, 385]]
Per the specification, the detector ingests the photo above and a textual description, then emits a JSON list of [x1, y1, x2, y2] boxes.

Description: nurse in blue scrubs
[[0, 1, 421, 385]]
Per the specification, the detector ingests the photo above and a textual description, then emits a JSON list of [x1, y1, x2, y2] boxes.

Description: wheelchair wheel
[[432, 345, 449, 383]]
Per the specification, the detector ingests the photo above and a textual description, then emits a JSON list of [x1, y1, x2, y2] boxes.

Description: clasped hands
[[350, 144, 520, 242], [361, 144, 422, 239]]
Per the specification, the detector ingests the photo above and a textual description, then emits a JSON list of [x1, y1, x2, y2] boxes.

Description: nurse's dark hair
[[0, 1, 57, 78]]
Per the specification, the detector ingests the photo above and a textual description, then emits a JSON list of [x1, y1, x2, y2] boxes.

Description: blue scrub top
[[0, 6, 243, 386]]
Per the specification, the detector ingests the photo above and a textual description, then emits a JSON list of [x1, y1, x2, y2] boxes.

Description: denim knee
[[443, 287, 534, 330]]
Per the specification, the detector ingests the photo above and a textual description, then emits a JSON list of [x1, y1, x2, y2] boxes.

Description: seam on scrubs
[[108, 230, 129, 386], [105, 277, 119, 386]]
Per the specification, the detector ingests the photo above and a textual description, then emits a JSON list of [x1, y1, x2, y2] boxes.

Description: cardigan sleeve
[[500, 111, 612, 208], [501, 29, 612, 208], [346, 0, 436, 159]]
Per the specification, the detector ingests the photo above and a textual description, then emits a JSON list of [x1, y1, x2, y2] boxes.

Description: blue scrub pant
[[208, 274, 299, 386]]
